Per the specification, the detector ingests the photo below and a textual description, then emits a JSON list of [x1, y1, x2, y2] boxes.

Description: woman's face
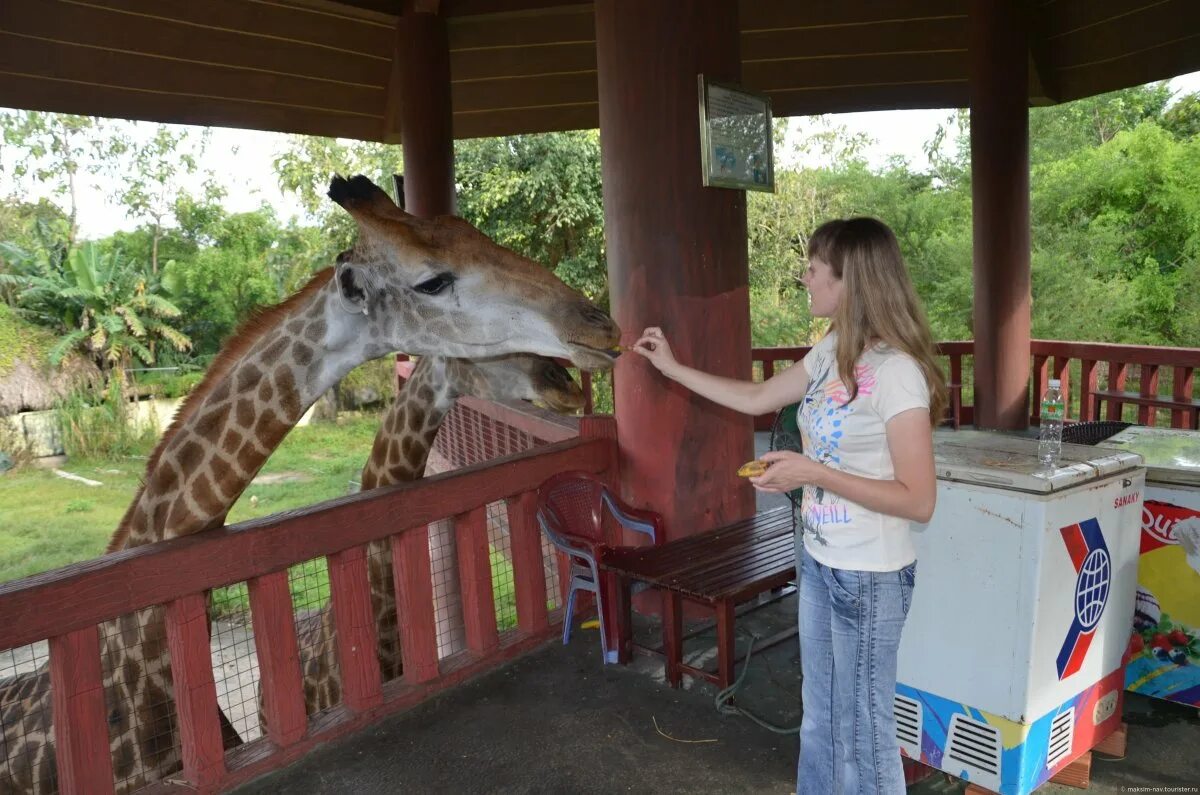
[[800, 256, 843, 318]]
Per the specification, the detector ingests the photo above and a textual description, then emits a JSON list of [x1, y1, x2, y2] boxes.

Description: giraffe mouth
[[568, 343, 621, 368]]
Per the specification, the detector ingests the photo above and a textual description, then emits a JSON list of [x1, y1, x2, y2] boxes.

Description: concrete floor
[[236, 435, 1200, 794], [235, 593, 1200, 795]]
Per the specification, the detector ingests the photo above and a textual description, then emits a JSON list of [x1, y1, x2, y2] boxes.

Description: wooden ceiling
[[0, 0, 1197, 142]]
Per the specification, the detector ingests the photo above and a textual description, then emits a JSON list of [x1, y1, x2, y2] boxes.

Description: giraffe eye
[[413, 272, 456, 296]]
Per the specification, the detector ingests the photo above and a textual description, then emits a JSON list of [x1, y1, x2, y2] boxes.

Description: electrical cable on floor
[[713, 632, 802, 734]]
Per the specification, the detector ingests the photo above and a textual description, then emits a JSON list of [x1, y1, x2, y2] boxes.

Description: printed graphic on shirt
[[798, 343, 877, 544]]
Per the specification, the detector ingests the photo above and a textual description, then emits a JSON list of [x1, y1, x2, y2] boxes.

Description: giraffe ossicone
[[0, 175, 619, 795]]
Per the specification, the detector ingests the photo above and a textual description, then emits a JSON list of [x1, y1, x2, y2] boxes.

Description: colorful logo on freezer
[[1057, 518, 1111, 680]]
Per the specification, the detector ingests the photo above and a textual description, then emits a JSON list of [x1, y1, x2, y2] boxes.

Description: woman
[[633, 217, 947, 794]]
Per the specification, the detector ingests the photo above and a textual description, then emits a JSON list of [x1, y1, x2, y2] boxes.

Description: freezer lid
[[933, 429, 1142, 494], [1099, 426, 1200, 487]]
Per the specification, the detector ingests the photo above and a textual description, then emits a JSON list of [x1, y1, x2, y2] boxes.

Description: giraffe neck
[[359, 357, 461, 490], [113, 273, 389, 550], [40, 270, 410, 793]]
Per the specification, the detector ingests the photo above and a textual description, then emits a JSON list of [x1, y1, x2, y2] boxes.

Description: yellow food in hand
[[737, 460, 768, 478]]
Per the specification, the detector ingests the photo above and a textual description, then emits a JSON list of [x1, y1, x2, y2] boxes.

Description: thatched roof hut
[[0, 305, 99, 416]]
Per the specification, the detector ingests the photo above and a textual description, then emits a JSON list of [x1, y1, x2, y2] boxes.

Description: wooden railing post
[[393, 527, 439, 684], [949, 353, 964, 428], [1032, 354, 1049, 425], [580, 370, 595, 415], [1139, 364, 1160, 426], [327, 546, 383, 712], [164, 593, 226, 787], [1106, 361, 1127, 420], [579, 415, 619, 488], [246, 571, 307, 748], [1173, 366, 1195, 429], [1079, 359, 1097, 421], [455, 506, 499, 654], [48, 625, 114, 795], [1054, 356, 1071, 420], [507, 491, 550, 635]]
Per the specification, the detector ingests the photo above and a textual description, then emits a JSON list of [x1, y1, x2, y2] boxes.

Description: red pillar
[[969, 0, 1032, 430], [395, 10, 456, 217], [595, 0, 755, 537]]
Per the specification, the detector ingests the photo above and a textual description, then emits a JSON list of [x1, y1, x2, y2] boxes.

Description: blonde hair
[[807, 217, 948, 426]]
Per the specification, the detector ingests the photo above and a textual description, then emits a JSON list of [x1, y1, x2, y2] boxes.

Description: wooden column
[[392, 6, 455, 217], [969, 0, 1032, 430], [595, 0, 755, 539]]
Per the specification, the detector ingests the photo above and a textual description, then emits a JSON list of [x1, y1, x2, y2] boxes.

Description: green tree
[[456, 132, 607, 300], [0, 242, 191, 376], [161, 207, 283, 354], [0, 111, 107, 247], [1031, 121, 1200, 345], [1029, 82, 1173, 166], [0, 199, 72, 306], [1162, 92, 1200, 141], [102, 125, 224, 275]]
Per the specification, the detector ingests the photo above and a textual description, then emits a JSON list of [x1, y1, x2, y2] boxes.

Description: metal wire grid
[[541, 529, 563, 613], [99, 607, 178, 792], [434, 403, 547, 471], [287, 558, 339, 717], [0, 640, 55, 794], [486, 500, 518, 635], [364, 540, 402, 684], [208, 584, 260, 743], [429, 518, 466, 661]]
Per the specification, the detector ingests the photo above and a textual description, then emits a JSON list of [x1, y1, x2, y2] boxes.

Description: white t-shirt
[[796, 332, 930, 572]]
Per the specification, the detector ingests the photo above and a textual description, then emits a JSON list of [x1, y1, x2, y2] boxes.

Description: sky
[[3, 71, 1199, 241]]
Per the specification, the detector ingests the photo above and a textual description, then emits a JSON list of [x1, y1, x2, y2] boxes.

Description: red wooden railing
[[0, 418, 618, 794], [1030, 340, 1200, 429], [561, 341, 1199, 431], [748, 342, 976, 430]]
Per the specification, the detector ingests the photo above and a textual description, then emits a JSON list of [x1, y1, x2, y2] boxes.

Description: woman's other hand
[[633, 327, 679, 375], [749, 450, 825, 494]]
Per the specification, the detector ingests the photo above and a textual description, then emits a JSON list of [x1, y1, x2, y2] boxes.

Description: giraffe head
[[328, 175, 619, 370], [447, 354, 586, 413]]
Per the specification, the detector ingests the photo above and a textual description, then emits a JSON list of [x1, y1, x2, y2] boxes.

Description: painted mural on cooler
[[1125, 498, 1200, 706]]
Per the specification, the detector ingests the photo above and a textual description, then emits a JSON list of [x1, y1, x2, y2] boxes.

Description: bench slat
[[673, 542, 796, 601], [661, 533, 794, 589], [604, 509, 793, 582]]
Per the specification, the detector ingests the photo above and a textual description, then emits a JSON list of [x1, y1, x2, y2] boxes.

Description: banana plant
[[0, 241, 191, 376]]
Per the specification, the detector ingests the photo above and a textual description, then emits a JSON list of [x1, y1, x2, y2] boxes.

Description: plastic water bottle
[[1038, 379, 1064, 468]]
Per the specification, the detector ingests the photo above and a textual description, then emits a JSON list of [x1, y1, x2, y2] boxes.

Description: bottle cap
[[1048, 379, 1061, 387]]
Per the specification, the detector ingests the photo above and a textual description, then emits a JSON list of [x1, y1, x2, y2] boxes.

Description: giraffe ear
[[335, 262, 371, 315]]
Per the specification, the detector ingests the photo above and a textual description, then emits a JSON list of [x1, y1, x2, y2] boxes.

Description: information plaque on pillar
[[698, 76, 775, 192]]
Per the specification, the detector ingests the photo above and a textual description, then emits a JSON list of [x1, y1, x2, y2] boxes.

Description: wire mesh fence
[[0, 640, 55, 794], [486, 500, 518, 635], [365, 539, 401, 683], [429, 518, 466, 661], [287, 557, 337, 718], [99, 608, 178, 792], [209, 583, 260, 744]]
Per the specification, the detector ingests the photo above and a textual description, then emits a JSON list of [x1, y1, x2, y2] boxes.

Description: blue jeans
[[796, 544, 916, 795]]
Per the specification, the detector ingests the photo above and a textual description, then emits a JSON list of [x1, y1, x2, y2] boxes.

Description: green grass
[[0, 416, 381, 584], [2, 415, 528, 636]]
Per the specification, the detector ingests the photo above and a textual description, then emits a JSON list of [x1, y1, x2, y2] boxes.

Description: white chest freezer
[[1099, 426, 1200, 707], [895, 430, 1145, 795]]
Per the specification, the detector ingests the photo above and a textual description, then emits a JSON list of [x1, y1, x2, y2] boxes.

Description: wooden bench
[[601, 506, 796, 689], [1090, 389, 1200, 429]]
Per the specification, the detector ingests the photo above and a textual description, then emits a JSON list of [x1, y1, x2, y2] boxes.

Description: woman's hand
[[633, 327, 680, 376], [749, 450, 826, 494]]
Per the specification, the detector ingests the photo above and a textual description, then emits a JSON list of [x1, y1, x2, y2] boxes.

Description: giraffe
[[0, 174, 618, 795], [285, 353, 584, 716]]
